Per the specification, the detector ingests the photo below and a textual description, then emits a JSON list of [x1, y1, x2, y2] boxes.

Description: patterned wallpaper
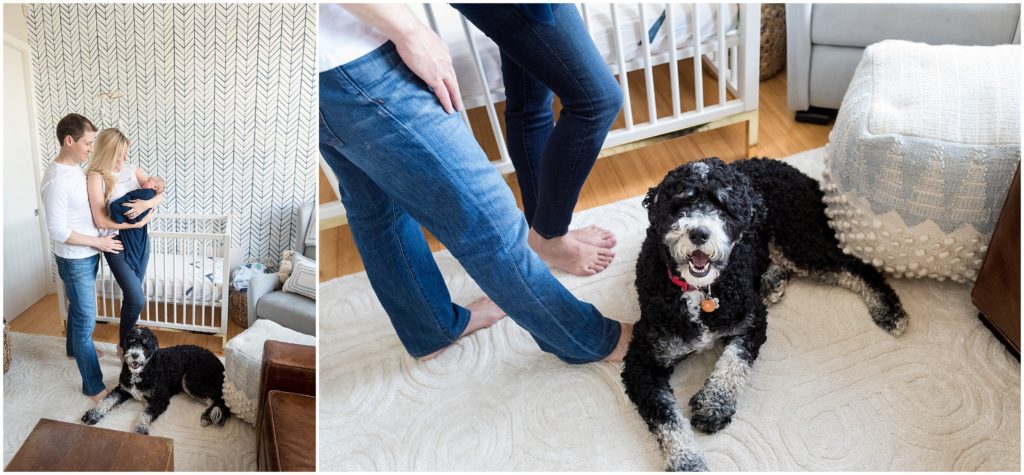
[[27, 3, 317, 267]]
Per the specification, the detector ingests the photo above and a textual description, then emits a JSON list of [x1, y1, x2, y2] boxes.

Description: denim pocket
[[319, 109, 345, 148]]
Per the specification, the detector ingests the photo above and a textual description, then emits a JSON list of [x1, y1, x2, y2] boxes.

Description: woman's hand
[[123, 199, 150, 220]]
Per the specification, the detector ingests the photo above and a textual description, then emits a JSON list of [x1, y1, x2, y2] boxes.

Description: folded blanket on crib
[[109, 188, 156, 278]]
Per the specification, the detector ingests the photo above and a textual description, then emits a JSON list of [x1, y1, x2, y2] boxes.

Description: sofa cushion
[[822, 40, 1021, 282], [256, 291, 316, 336], [282, 253, 316, 300], [811, 4, 1019, 49]]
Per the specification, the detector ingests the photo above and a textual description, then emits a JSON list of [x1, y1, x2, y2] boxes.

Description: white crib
[[319, 3, 761, 226], [57, 214, 233, 345]]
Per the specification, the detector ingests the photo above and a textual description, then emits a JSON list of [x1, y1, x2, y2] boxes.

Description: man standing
[[40, 113, 122, 402]]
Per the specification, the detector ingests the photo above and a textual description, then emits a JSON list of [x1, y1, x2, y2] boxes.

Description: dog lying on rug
[[82, 327, 231, 434], [622, 158, 908, 471]]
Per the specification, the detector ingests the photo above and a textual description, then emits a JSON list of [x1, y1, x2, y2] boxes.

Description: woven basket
[[4, 320, 11, 374], [760, 4, 786, 81], [230, 288, 249, 329]]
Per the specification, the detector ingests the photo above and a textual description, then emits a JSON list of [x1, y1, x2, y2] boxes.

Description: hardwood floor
[[9, 294, 242, 356], [319, 70, 835, 280]]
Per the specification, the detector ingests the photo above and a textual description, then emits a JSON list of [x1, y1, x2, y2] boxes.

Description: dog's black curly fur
[[81, 327, 230, 434], [622, 158, 907, 471]]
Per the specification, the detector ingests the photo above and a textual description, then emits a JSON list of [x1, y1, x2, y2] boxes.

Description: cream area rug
[[318, 147, 1020, 471], [3, 332, 256, 471]]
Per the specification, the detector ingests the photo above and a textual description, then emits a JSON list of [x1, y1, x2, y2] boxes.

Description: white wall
[[4, 4, 29, 42]]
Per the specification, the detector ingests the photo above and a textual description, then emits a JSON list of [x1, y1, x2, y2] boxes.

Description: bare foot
[[568, 225, 617, 249], [67, 348, 105, 361], [88, 388, 110, 404], [419, 297, 508, 361], [601, 322, 633, 362], [528, 228, 615, 277]]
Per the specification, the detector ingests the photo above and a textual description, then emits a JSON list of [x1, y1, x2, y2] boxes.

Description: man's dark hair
[[55, 113, 97, 146]]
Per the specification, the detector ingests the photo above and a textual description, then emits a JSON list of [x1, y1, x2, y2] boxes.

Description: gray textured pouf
[[822, 40, 1021, 283]]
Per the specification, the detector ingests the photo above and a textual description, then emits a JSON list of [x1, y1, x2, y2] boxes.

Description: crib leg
[[745, 114, 759, 157]]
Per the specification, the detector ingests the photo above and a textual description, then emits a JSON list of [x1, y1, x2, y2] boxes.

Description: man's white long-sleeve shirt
[[40, 161, 100, 259]]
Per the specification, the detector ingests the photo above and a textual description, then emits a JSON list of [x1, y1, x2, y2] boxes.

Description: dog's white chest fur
[[653, 292, 717, 364], [126, 375, 147, 402]]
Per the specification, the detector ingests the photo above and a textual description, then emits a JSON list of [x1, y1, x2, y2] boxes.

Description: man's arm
[[41, 176, 123, 253], [342, 4, 464, 114]]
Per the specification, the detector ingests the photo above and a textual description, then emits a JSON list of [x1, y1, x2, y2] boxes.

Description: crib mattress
[[96, 253, 225, 303], [425, 3, 738, 108]]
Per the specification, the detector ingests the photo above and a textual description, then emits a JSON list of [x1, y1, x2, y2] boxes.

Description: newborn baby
[[109, 176, 165, 278]]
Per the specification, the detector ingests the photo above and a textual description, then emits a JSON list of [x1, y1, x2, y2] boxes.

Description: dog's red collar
[[667, 265, 720, 312], [666, 265, 693, 291]]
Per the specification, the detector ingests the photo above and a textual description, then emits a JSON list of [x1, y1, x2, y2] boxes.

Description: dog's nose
[[690, 226, 710, 245]]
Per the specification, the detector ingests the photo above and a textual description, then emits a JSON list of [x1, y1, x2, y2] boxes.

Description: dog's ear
[[642, 184, 661, 209], [642, 183, 665, 223]]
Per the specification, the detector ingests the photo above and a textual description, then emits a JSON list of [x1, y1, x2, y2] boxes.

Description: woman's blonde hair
[[86, 128, 131, 207]]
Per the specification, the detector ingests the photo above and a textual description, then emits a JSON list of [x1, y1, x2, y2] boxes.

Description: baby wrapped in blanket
[[109, 176, 165, 277]]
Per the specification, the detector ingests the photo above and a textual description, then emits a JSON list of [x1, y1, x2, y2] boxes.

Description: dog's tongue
[[690, 250, 710, 267]]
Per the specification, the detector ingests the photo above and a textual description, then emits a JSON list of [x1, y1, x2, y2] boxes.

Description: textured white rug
[[318, 148, 1020, 471], [3, 332, 256, 471]]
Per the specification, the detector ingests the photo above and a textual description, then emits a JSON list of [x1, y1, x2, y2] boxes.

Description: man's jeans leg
[[320, 121, 471, 358], [319, 42, 620, 363], [55, 254, 105, 396]]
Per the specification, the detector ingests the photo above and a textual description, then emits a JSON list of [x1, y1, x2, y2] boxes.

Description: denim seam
[[517, 66, 541, 219], [389, 203, 458, 348]]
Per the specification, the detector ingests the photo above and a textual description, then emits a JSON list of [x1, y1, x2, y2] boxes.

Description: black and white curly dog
[[81, 327, 230, 434], [622, 157, 908, 471]]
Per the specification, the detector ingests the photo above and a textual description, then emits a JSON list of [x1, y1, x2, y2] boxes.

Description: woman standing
[[85, 128, 164, 356]]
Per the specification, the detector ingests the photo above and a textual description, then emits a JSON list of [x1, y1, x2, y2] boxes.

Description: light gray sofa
[[247, 203, 316, 336], [786, 3, 1021, 121]]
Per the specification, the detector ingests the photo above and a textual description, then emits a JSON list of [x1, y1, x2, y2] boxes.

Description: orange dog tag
[[701, 298, 718, 313]]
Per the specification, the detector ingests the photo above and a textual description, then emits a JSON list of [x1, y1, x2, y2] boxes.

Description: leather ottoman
[[256, 340, 316, 471]]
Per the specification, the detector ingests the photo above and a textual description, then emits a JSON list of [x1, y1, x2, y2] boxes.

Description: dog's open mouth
[[129, 362, 141, 370], [688, 250, 711, 277]]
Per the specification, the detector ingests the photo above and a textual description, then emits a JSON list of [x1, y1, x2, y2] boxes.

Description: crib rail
[[57, 213, 232, 346], [319, 3, 761, 226]]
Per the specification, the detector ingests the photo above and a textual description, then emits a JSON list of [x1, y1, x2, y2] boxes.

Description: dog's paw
[[667, 451, 709, 472], [760, 265, 790, 306], [133, 425, 149, 435], [688, 390, 736, 434], [871, 305, 908, 337], [81, 409, 102, 425]]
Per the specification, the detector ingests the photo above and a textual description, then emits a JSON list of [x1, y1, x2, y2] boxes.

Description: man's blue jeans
[[104, 235, 148, 350], [453, 4, 624, 238], [55, 254, 105, 396], [319, 41, 621, 363]]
